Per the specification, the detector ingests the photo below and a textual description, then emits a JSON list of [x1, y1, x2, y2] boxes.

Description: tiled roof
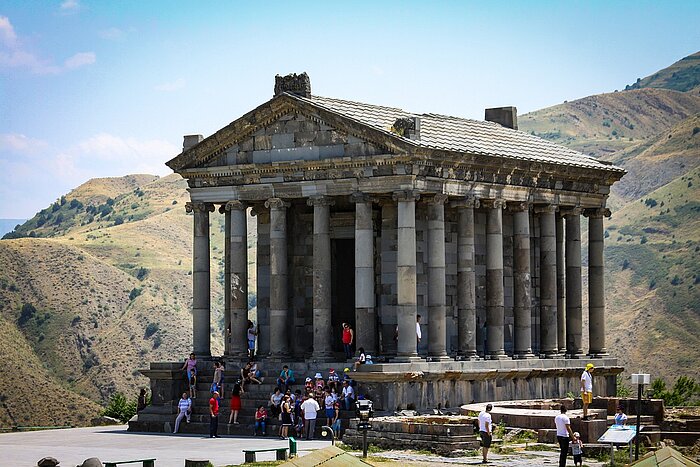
[[298, 94, 623, 172]]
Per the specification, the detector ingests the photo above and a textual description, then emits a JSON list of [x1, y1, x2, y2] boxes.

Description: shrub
[[136, 267, 148, 281], [129, 288, 142, 301], [18, 303, 37, 326], [144, 322, 159, 338], [693, 126, 700, 136], [102, 393, 137, 423], [640, 236, 648, 244]]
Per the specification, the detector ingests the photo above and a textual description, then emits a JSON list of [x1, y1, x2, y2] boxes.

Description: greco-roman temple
[[132, 73, 625, 428]]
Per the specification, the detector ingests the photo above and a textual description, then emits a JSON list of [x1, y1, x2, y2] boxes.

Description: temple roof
[[301, 94, 622, 172]]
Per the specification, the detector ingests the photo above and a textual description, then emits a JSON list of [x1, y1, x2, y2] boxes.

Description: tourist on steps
[[555, 405, 575, 467], [581, 363, 594, 420], [254, 405, 267, 436], [342, 322, 354, 359], [228, 380, 244, 424], [478, 404, 493, 464], [353, 347, 366, 371], [301, 393, 320, 440], [276, 365, 295, 392], [173, 392, 192, 434], [269, 387, 283, 417], [188, 369, 197, 399], [181, 352, 197, 387], [279, 395, 293, 439], [247, 320, 257, 359], [209, 391, 220, 438]]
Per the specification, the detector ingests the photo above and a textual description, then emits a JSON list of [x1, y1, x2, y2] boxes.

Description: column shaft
[[354, 195, 377, 356], [394, 191, 419, 360], [511, 203, 534, 358], [427, 194, 448, 359], [188, 202, 214, 357], [538, 206, 558, 357], [267, 198, 289, 357], [565, 209, 583, 357], [556, 214, 566, 353], [309, 196, 334, 360], [485, 199, 506, 359], [454, 198, 478, 358], [227, 201, 249, 358], [587, 209, 609, 356], [223, 208, 231, 355]]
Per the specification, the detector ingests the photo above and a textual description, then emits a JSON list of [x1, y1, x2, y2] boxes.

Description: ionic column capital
[[560, 206, 583, 217], [451, 196, 480, 209], [534, 204, 558, 214], [480, 198, 506, 210], [425, 193, 449, 205], [185, 202, 215, 213], [392, 190, 420, 203], [507, 201, 530, 213], [350, 192, 376, 204], [221, 200, 247, 213], [265, 197, 290, 209], [583, 207, 611, 218], [307, 195, 336, 207]]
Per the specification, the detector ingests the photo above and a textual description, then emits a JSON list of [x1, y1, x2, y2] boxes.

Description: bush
[[651, 376, 700, 406], [136, 267, 148, 281], [129, 288, 142, 301], [144, 322, 159, 338], [102, 393, 137, 423], [18, 303, 37, 326]]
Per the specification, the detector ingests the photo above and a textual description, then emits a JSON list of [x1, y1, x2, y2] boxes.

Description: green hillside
[[625, 51, 700, 93]]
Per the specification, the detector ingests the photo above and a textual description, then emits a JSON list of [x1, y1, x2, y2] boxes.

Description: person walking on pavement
[[555, 405, 575, 467], [478, 404, 493, 463], [581, 363, 594, 420], [209, 390, 220, 438], [173, 392, 191, 434]]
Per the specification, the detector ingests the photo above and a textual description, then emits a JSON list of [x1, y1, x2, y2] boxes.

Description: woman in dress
[[228, 380, 244, 424], [279, 395, 293, 439]]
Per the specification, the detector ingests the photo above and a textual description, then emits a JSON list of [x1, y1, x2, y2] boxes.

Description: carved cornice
[[223, 200, 247, 212], [480, 198, 506, 210], [185, 202, 215, 214], [450, 196, 480, 209], [560, 206, 583, 217], [583, 207, 611, 218], [425, 193, 449, 205], [392, 190, 421, 203], [307, 195, 336, 207], [264, 197, 290, 209], [533, 204, 558, 214]]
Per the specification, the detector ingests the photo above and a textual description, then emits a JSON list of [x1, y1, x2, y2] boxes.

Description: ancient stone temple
[[133, 73, 625, 430]]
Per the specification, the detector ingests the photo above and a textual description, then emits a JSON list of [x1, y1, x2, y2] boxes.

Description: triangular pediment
[[167, 94, 416, 172]]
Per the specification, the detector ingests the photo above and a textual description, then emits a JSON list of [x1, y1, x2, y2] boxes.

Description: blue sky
[[1, 0, 698, 218]]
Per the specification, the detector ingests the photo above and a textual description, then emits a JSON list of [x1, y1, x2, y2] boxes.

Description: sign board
[[598, 426, 642, 444]]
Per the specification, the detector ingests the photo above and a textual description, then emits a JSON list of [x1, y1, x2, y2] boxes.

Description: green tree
[[103, 393, 137, 423]]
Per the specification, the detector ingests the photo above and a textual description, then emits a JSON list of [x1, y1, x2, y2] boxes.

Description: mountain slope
[[625, 51, 700, 93]]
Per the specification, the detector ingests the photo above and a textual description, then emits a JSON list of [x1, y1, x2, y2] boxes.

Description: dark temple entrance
[[331, 238, 355, 355]]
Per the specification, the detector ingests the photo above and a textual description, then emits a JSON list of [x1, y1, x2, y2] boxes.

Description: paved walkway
[[1, 425, 331, 467]]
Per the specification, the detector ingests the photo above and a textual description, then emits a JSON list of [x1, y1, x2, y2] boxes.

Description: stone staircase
[[129, 359, 360, 437]]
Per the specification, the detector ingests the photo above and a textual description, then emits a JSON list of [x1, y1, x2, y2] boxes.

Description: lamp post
[[355, 399, 374, 458], [631, 373, 650, 461], [321, 425, 335, 445]]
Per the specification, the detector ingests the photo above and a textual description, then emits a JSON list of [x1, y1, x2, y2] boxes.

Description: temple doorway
[[331, 238, 355, 355]]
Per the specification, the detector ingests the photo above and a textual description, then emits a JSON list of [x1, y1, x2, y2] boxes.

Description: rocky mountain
[[625, 51, 700, 93]]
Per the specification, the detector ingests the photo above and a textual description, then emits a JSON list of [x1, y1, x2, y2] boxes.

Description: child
[[571, 431, 583, 467], [327, 368, 340, 391], [188, 368, 197, 399], [352, 347, 366, 371], [314, 372, 325, 391]]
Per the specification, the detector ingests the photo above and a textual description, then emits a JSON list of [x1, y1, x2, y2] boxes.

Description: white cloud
[[64, 52, 95, 69], [98, 27, 124, 40], [0, 16, 94, 74], [0, 133, 49, 154], [60, 0, 80, 11], [154, 78, 186, 92], [74, 132, 178, 174]]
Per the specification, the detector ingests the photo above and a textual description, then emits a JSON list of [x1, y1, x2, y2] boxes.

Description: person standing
[[580, 363, 594, 420], [614, 405, 628, 425], [173, 392, 192, 434], [211, 361, 223, 397], [301, 393, 320, 440], [571, 431, 584, 467], [181, 353, 197, 386], [416, 315, 422, 344], [555, 405, 575, 467], [209, 390, 220, 438], [228, 380, 244, 425], [478, 404, 493, 464], [247, 320, 258, 359], [342, 323, 354, 360], [137, 388, 147, 412], [279, 395, 293, 439], [341, 379, 355, 411]]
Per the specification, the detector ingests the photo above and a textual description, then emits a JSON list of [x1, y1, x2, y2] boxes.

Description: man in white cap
[[581, 363, 594, 420]]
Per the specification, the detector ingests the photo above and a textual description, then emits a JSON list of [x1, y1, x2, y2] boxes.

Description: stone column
[[586, 208, 610, 357], [225, 201, 249, 358], [452, 197, 479, 359], [427, 194, 449, 360], [186, 201, 214, 357], [253, 206, 271, 357], [483, 199, 507, 359], [352, 193, 377, 356], [510, 202, 534, 358], [223, 205, 231, 355], [308, 195, 334, 360], [564, 207, 584, 358], [536, 205, 558, 357], [394, 190, 420, 361], [266, 197, 290, 358], [556, 213, 566, 354]]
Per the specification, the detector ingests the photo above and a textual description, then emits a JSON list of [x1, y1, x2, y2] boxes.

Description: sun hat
[[585, 363, 594, 370], [344, 367, 350, 373], [573, 432, 580, 438], [314, 372, 323, 379], [329, 368, 335, 373], [305, 377, 312, 382]]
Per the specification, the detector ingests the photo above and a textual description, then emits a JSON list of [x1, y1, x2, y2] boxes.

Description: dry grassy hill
[[625, 51, 700, 93]]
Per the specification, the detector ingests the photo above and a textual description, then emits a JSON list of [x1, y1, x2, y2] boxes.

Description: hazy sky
[[1, 1, 698, 218]]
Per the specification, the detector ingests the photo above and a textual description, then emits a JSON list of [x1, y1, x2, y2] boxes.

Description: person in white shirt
[[416, 315, 422, 343], [580, 363, 594, 420], [301, 394, 320, 440], [478, 404, 493, 463], [342, 380, 355, 410], [555, 405, 575, 467], [173, 392, 192, 433]]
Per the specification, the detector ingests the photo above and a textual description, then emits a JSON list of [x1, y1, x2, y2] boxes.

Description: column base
[[455, 354, 481, 361], [513, 353, 537, 360], [588, 351, 609, 358], [391, 355, 423, 363], [540, 351, 563, 359], [485, 352, 510, 360], [311, 352, 335, 362], [566, 352, 587, 359], [426, 355, 452, 362]]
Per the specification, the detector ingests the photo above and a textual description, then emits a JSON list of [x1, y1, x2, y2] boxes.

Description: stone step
[[130, 418, 338, 439]]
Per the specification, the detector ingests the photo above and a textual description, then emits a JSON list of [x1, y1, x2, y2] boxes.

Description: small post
[[321, 425, 335, 445], [362, 430, 368, 458], [631, 373, 650, 461]]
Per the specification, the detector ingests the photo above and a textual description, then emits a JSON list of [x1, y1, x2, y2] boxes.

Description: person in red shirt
[[209, 391, 220, 438], [342, 323, 354, 360], [254, 405, 268, 436]]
